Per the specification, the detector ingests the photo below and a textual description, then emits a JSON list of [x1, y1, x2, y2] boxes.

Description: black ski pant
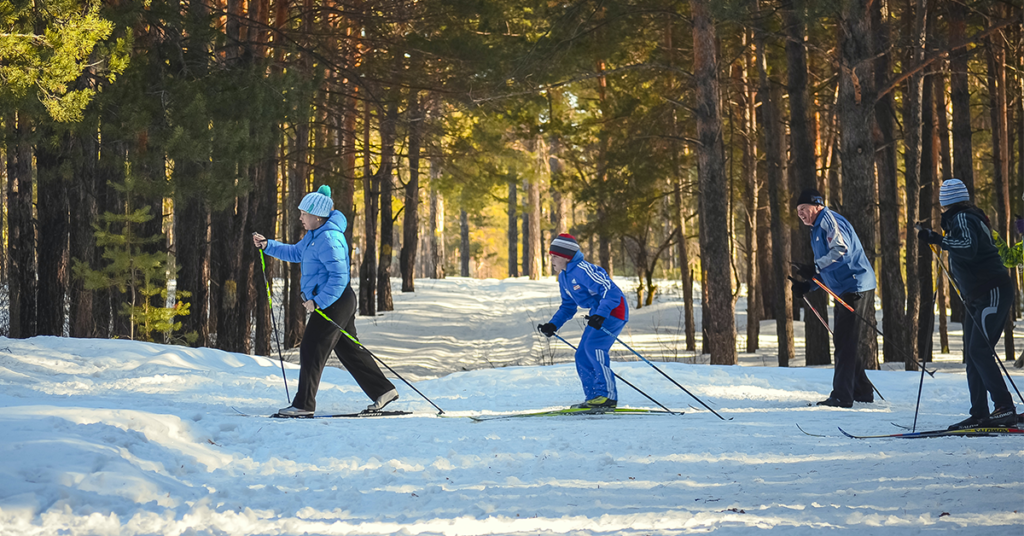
[[830, 289, 875, 406], [292, 286, 395, 412], [963, 282, 1014, 418]]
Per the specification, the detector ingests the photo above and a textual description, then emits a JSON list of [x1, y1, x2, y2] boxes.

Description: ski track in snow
[[0, 277, 1021, 535]]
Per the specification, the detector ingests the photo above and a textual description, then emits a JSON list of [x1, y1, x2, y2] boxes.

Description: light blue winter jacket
[[550, 250, 628, 328], [808, 206, 876, 296], [263, 210, 350, 309]]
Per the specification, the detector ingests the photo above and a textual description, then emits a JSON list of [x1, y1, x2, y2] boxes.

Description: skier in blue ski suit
[[538, 234, 628, 408]]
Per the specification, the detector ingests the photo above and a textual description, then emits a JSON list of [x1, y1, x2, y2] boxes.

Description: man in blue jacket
[[538, 234, 628, 409], [790, 189, 877, 408]]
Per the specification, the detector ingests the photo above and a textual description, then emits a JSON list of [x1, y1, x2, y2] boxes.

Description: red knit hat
[[549, 234, 580, 259]]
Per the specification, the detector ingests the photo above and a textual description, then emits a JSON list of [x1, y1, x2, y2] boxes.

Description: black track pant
[[963, 282, 1014, 418], [292, 286, 395, 412], [830, 289, 875, 406]]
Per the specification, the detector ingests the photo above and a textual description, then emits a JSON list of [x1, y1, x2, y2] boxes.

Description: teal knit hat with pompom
[[298, 185, 333, 217]]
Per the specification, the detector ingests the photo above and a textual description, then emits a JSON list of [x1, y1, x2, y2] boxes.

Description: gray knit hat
[[549, 234, 580, 259], [299, 185, 334, 217], [939, 179, 969, 207]]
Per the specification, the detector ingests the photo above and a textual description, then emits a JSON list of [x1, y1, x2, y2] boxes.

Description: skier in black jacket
[[919, 178, 1016, 429]]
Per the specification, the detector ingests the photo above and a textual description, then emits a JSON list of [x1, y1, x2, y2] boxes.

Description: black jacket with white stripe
[[939, 205, 1012, 303]]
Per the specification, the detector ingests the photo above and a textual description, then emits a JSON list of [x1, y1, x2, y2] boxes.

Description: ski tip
[[837, 426, 858, 439]]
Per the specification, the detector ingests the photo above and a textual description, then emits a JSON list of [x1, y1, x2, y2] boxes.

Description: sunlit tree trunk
[[377, 102, 396, 311], [873, 0, 906, 364], [985, 19, 1015, 360], [753, 1, 793, 367], [837, 0, 879, 370], [691, 0, 737, 365], [401, 93, 421, 292], [360, 98, 378, 317]]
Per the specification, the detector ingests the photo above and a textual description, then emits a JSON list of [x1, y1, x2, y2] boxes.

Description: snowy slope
[[1, 277, 1022, 535]]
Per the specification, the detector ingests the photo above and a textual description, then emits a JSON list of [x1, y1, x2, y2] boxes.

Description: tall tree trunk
[[377, 102, 396, 312], [6, 112, 36, 338], [933, 66, 951, 352], [783, 0, 828, 365], [691, 0, 737, 365], [174, 185, 212, 348], [401, 93, 421, 292], [522, 209, 531, 277], [507, 179, 518, 277], [286, 121, 307, 343], [948, 1, 974, 192], [213, 193, 253, 354], [753, 3, 794, 367], [360, 99, 378, 317], [917, 64, 937, 365], [838, 0, 879, 370], [527, 157, 542, 280], [734, 28, 760, 353], [252, 144, 277, 356], [69, 124, 98, 338], [36, 128, 70, 337], [460, 208, 470, 277], [985, 22, 1014, 360], [669, 121, 696, 349], [428, 157, 445, 279], [902, 0, 928, 371], [873, 0, 907, 364]]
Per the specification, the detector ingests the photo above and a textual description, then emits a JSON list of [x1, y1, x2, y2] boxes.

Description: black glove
[[587, 315, 605, 331], [791, 262, 817, 280], [537, 323, 557, 337], [917, 227, 943, 245], [788, 276, 812, 297]]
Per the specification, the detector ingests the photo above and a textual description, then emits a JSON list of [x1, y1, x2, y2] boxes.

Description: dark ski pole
[[800, 294, 886, 402], [800, 275, 935, 378], [302, 293, 445, 415], [254, 235, 290, 403], [585, 318, 730, 420], [547, 331, 680, 415], [920, 236, 1024, 406]]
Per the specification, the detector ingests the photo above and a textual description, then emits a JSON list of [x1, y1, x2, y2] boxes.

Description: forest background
[[0, 0, 1022, 370]]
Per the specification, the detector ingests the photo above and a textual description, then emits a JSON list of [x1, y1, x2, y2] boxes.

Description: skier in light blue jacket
[[538, 234, 628, 409], [253, 185, 397, 417]]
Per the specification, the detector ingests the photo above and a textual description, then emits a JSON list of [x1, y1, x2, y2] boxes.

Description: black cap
[[794, 188, 825, 208]]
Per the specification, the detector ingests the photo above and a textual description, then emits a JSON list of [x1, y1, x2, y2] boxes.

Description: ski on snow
[[832, 426, 1024, 439], [469, 407, 682, 422], [231, 407, 413, 419]]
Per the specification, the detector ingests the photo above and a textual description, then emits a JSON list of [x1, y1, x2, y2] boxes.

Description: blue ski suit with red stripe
[[548, 250, 629, 401]]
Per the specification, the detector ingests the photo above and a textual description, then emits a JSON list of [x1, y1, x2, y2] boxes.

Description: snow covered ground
[[1, 276, 1022, 535]]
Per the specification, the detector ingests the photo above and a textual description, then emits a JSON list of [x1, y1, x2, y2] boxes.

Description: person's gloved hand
[[537, 323, 557, 337], [788, 276, 812, 297], [587, 315, 605, 331], [917, 227, 944, 245], [791, 262, 817, 280]]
